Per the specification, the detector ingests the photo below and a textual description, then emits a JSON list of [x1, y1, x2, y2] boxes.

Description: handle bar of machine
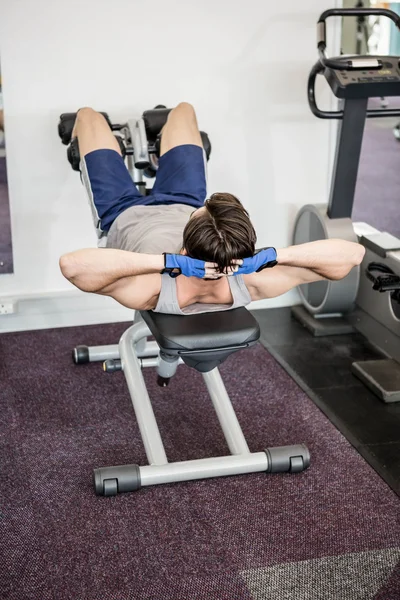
[[309, 7, 400, 119]]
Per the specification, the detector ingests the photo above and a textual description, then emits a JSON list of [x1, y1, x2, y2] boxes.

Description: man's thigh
[[159, 102, 203, 156], [150, 144, 207, 209], [75, 108, 121, 157], [81, 149, 145, 233]]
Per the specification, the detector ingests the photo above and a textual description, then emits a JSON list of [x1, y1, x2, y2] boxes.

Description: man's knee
[[76, 107, 105, 125], [170, 102, 197, 121]]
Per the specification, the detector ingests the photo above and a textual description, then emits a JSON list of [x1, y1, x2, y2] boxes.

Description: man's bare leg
[[70, 108, 134, 240], [160, 102, 203, 156], [71, 108, 121, 157]]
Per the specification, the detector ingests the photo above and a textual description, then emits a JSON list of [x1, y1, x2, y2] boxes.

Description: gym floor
[[1, 320, 399, 600], [253, 307, 400, 497]]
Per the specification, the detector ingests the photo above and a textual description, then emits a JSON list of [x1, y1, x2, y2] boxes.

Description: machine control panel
[[326, 57, 400, 98]]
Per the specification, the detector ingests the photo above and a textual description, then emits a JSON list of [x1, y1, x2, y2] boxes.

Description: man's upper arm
[[244, 266, 325, 301], [98, 274, 161, 310]]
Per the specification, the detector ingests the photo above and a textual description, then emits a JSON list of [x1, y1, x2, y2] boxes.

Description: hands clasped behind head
[[162, 248, 277, 279]]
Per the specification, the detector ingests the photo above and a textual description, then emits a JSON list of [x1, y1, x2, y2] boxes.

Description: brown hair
[[182, 192, 257, 273]]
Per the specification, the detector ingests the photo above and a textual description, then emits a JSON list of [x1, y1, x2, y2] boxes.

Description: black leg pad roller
[[67, 137, 81, 171], [58, 111, 112, 145], [143, 107, 211, 160], [115, 135, 127, 158], [143, 107, 172, 141], [67, 135, 126, 172], [200, 131, 212, 161], [154, 130, 211, 161]]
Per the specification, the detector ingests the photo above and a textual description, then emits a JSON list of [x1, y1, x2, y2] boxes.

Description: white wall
[[0, 0, 340, 332]]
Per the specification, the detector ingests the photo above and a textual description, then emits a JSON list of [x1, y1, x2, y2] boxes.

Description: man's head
[[182, 193, 257, 273]]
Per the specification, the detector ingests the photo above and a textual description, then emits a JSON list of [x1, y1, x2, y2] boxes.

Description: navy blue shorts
[[80, 144, 207, 234]]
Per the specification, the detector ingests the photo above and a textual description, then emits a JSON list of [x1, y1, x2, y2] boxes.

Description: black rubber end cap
[[93, 469, 103, 495], [73, 345, 89, 364], [135, 160, 150, 170], [93, 465, 141, 496]]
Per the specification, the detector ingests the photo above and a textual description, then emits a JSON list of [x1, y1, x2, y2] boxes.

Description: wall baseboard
[[0, 289, 298, 334], [0, 291, 134, 333]]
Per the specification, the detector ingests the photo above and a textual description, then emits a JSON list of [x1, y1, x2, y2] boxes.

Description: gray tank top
[[153, 273, 252, 315], [105, 204, 252, 315]]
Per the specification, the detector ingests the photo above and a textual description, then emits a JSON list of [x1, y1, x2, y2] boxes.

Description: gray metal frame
[[120, 117, 148, 193], [91, 322, 309, 494]]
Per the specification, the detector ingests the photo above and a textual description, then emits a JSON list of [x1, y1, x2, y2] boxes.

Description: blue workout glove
[[235, 247, 278, 275], [162, 253, 207, 278]]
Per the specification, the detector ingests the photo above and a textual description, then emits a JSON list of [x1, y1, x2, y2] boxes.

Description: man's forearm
[[60, 248, 164, 292], [277, 239, 365, 280]]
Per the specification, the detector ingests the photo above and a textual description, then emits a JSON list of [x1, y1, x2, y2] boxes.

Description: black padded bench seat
[[141, 308, 260, 372]]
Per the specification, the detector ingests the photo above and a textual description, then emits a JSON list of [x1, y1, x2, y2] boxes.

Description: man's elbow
[[59, 253, 101, 293], [332, 243, 365, 280], [353, 243, 366, 266], [59, 254, 80, 284]]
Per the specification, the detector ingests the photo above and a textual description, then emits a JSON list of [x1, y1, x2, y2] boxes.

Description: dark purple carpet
[[0, 156, 13, 274], [1, 322, 399, 599], [353, 109, 400, 238]]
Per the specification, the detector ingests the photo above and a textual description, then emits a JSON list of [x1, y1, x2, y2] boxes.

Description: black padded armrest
[[142, 108, 171, 141], [140, 308, 260, 354]]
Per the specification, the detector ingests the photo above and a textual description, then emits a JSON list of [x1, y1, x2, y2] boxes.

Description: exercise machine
[[58, 108, 310, 496], [292, 7, 400, 403]]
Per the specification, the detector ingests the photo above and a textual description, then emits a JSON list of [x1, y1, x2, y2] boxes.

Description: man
[[59, 102, 365, 314]]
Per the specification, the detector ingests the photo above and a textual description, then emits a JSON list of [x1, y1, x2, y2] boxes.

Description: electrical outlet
[[0, 301, 17, 315]]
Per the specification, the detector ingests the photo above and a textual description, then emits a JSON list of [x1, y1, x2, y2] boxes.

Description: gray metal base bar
[[140, 452, 268, 486], [94, 444, 310, 496]]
